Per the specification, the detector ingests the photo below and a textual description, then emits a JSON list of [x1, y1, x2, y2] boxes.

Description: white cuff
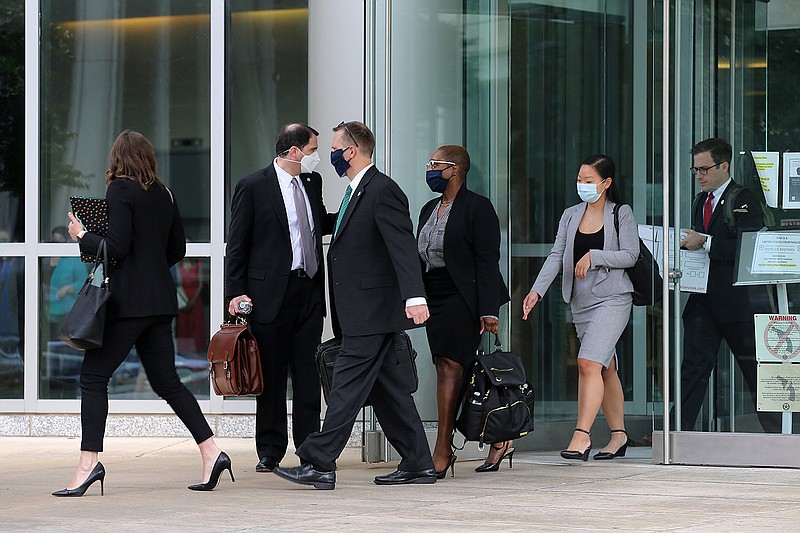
[[405, 297, 427, 307], [702, 235, 712, 252]]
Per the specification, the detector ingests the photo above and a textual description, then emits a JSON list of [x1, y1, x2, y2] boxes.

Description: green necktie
[[334, 185, 353, 237]]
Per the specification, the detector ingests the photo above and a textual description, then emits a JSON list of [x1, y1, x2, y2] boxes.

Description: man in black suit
[[226, 124, 333, 472], [677, 137, 779, 432], [274, 121, 435, 490]]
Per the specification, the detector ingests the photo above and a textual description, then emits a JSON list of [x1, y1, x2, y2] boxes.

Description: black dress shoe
[[374, 468, 437, 485], [273, 463, 335, 490], [256, 456, 279, 473]]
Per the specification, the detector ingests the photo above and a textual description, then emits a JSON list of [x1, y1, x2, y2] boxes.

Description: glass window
[[39, 256, 211, 400], [0, 256, 24, 399], [40, 0, 211, 242], [226, 1, 309, 234], [0, 1, 24, 241]]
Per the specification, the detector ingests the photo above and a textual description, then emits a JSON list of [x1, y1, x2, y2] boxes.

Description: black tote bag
[[59, 239, 111, 351]]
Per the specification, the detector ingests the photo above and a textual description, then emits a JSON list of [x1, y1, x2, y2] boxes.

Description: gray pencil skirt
[[570, 269, 632, 368]]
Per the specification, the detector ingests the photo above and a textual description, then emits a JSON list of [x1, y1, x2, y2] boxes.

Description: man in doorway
[[677, 137, 780, 432], [226, 123, 333, 472], [274, 121, 435, 489]]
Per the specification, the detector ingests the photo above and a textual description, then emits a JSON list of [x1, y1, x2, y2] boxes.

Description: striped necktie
[[334, 185, 353, 238]]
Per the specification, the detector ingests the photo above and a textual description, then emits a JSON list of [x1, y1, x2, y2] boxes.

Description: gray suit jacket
[[530, 201, 639, 303]]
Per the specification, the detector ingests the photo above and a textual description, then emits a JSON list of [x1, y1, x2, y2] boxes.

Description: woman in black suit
[[417, 145, 510, 478], [54, 130, 231, 496]]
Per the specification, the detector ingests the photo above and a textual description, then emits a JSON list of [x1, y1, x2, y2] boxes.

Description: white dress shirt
[[273, 159, 316, 271]]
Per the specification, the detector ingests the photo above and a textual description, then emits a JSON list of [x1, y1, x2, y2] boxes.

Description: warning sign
[[758, 363, 800, 412], [755, 314, 800, 362]]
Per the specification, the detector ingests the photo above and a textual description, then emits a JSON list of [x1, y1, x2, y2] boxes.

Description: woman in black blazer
[[417, 145, 510, 478], [54, 131, 231, 497]]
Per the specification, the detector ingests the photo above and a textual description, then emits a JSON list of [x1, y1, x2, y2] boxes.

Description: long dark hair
[[105, 130, 165, 191], [580, 154, 621, 204]]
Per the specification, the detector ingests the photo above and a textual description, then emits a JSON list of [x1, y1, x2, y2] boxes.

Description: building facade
[[1, 0, 798, 465]]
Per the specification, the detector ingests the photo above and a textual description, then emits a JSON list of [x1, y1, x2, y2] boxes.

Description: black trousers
[[679, 308, 781, 432], [80, 316, 213, 451], [296, 332, 433, 472], [249, 275, 322, 461]]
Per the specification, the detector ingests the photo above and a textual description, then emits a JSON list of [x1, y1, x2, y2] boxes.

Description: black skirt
[[423, 268, 481, 367]]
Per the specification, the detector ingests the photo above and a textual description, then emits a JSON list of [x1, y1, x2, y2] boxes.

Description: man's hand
[[228, 295, 252, 316], [680, 228, 707, 251], [480, 317, 499, 334], [405, 304, 429, 325], [574, 252, 591, 280], [522, 291, 540, 321]]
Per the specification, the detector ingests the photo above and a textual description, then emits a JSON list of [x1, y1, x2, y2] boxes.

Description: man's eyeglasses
[[425, 160, 456, 171], [689, 162, 723, 176], [337, 121, 359, 148]]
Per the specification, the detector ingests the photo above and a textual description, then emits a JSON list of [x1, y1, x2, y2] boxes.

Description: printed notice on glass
[[783, 152, 800, 210], [757, 363, 800, 412], [751, 151, 780, 208], [750, 232, 800, 274], [639, 225, 709, 293], [754, 314, 800, 362]]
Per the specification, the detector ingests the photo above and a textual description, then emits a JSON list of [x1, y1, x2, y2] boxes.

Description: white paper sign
[[750, 232, 800, 274], [757, 363, 800, 412], [751, 151, 780, 208], [782, 152, 800, 210], [639, 225, 710, 294], [754, 314, 800, 362]]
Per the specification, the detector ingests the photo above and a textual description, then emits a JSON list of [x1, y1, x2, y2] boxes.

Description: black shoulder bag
[[59, 239, 112, 351], [613, 204, 662, 307]]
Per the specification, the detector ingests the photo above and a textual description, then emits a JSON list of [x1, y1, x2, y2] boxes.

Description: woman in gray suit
[[522, 155, 638, 461]]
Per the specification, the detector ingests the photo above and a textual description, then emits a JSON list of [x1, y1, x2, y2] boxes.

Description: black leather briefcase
[[315, 332, 418, 406]]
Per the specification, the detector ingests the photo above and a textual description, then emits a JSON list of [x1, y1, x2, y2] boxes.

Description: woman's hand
[[522, 291, 541, 321], [574, 252, 591, 280], [67, 212, 85, 241]]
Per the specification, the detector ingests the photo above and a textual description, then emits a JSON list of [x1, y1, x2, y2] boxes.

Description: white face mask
[[300, 150, 320, 174], [576, 180, 606, 203]]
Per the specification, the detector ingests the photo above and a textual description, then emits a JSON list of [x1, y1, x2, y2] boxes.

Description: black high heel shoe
[[475, 441, 515, 472], [435, 453, 457, 479], [52, 462, 105, 497], [593, 429, 630, 460], [560, 428, 592, 461], [188, 451, 235, 491]]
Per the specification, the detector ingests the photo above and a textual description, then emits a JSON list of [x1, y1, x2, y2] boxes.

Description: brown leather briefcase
[[207, 317, 263, 396]]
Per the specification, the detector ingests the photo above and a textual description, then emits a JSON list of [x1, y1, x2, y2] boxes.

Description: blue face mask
[[426, 169, 449, 193], [330, 148, 351, 177]]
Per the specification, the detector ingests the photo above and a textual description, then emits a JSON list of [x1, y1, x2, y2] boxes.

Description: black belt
[[290, 269, 308, 278]]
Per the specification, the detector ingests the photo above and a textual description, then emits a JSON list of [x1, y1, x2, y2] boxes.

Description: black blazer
[[80, 179, 185, 320], [225, 163, 332, 324], [417, 186, 510, 319], [683, 180, 771, 323], [328, 166, 425, 337]]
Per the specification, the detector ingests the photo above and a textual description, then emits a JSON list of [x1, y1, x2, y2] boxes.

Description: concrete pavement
[[1, 436, 799, 531]]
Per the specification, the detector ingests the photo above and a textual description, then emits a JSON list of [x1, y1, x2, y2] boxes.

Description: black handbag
[[613, 204, 663, 306], [315, 332, 418, 406], [58, 239, 111, 351], [456, 334, 534, 447]]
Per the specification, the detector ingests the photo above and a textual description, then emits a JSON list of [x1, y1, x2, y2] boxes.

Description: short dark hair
[[691, 137, 732, 165], [275, 123, 319, 155], [51, 225, 69, 240], [334, 121, 375, 157], [435, 145, 471, 177], [580, 154, 621, 204]]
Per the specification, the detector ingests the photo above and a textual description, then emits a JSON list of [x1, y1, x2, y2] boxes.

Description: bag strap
[[88, 239, 110, 287], [166, 187, 174, 204]]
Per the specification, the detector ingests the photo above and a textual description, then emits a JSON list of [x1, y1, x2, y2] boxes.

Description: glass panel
[[0, 256, 24, 398], [227, 1, 309, 236], [40, 0, 211, 242], [39, 256, 210, 399], [0, 1, 25, 241]]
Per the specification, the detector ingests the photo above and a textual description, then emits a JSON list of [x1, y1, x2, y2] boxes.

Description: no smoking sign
[[755, 314, 800, 362]]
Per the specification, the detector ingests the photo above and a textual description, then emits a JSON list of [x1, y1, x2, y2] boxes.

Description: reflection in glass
[[0, 255, 24, 398], [40, 1, 211, 242], [39, 257, 211, 400], [0, 1, 24, 241], [227, 1, 309, 235]]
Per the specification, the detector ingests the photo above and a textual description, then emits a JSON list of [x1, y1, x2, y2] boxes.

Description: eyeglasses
[[337, 121, 359, 148], [689, 162, 723, 176], [425, 160, 456, 171]]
